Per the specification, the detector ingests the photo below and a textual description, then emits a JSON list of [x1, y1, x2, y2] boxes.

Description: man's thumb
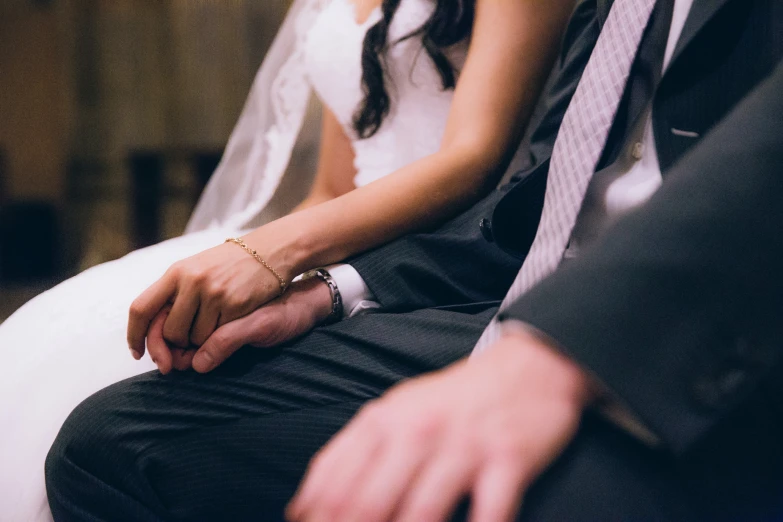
[[192, 319, 250, 373]]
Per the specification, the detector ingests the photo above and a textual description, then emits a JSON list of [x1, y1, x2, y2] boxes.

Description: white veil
[[185, 0, 325, 233]]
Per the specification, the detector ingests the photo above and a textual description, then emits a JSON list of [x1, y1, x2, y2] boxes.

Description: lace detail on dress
[[186, 0, 328, 232], [249, 0, 325, 222]]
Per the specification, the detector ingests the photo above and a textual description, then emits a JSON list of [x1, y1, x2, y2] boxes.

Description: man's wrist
[[501, 324, 660, 446], [286, 277, 335, 326], [301, 268, 343, 324], [325, 264, 380, 318], [501, 329, 599, 410]]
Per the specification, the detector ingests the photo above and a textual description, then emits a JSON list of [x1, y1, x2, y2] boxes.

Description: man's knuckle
[[358, 402, 388, 431], [308, 449, 329, 473], [477, 506, 508, 522], [208, 329, 231, 349], [490, 440, 525, 465], [406, 503, 439, 521], [319, 492, 347, 519], [411, 415, 440, 441], [203, 349, 224, 366], [352, 501, 383, 521]]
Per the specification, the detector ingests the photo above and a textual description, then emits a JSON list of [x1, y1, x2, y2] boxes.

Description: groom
[[47, 0, 783, 520]]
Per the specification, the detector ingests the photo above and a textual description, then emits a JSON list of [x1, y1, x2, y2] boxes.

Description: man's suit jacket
[[353, 0, 783, 517]]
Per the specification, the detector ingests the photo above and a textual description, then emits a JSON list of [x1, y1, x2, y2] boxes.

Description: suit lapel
[[667, 0, 732, 66]]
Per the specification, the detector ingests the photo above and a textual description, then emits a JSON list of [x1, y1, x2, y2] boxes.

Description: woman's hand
[[143, 276, 333, 374], [127, 237, 291, 359]]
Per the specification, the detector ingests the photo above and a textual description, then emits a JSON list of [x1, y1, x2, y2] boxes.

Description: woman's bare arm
[[292, 106, 357, 212], [255, 0, 577, 278]]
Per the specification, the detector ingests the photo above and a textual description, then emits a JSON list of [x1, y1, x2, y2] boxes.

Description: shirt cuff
[[501, 320, 661, 448], [325, 264, 381, 318]]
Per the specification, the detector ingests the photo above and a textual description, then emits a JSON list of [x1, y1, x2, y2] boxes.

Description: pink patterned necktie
[[473, 0, 658, 354]]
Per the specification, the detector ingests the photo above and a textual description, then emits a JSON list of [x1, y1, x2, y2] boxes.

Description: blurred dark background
[[0, 0, 321, 321]]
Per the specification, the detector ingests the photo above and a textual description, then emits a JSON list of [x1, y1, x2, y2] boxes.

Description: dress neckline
[[340, 0, 382, 27]]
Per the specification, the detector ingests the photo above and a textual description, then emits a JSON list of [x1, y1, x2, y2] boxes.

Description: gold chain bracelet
[[225, 237, 288, 296]]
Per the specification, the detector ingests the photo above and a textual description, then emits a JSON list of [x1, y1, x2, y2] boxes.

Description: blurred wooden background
[[0, 0, 322, 320]]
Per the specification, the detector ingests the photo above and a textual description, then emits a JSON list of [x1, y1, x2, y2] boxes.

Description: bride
[[0, 0, 575, 518]]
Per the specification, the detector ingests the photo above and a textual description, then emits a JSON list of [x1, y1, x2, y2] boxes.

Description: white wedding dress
[[0, 0, 467, 519]]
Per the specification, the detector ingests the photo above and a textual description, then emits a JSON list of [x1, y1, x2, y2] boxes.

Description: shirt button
[[479, 218, 494, 243], [631, 142, 645, 161]]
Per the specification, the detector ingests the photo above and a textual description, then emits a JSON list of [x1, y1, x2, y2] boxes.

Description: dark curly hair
[[353, 0, 475, 139]]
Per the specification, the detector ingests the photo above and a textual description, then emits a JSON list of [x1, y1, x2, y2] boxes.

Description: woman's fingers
[[163, 283, 201, 348], [128, 275, 177, 357], [189, 300, 221, 347], [146, 307, 174, 374]]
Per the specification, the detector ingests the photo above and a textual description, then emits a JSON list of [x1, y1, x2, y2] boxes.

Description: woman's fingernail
[[130, 348, 142, 360]]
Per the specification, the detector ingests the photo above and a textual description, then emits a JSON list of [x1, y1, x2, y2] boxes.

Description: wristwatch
[[302, 268, 344, 325]]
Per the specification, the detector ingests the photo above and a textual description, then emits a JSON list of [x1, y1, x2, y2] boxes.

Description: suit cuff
[[501, 320, 661, 447], [325, 264, 381, 318]]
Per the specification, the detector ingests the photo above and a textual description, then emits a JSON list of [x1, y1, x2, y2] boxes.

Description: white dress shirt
[[330, 0, 696, 319]]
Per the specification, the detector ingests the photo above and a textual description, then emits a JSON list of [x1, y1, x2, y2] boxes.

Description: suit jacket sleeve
[[348, 186, 523, 312], [500, 61, 783, 454]]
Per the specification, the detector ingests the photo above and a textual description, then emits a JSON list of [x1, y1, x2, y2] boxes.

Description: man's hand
[[142, 277, 334, 374], [287, 329, 595, 522]]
